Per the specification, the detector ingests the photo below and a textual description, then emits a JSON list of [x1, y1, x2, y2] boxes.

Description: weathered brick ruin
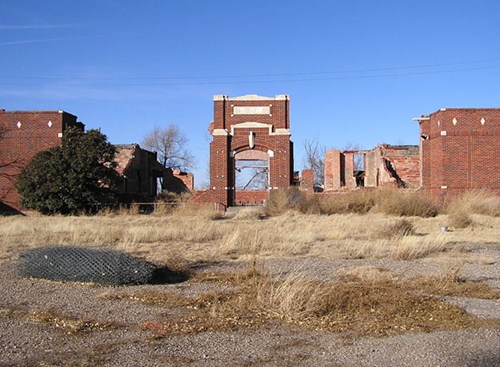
[[114, 144, 165, 203], [1, 103, 499, 212], [162, 168, 194, 194], [324, 144, 420, 191], [195, 94, 294, 208], [414, 108, 500, 201], [0, 110, 164, 212]]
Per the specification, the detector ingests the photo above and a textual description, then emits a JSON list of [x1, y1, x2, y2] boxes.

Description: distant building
[[324, 144, 420, 191], [195, 94, 294, 209], [414, 108, 500, 201], [114, 144, 165, 203], [0, 109, 169, 213], [163, 168, 194, 194]]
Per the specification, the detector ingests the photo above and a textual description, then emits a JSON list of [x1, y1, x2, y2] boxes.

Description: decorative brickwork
[[414, 108, 500, 202], [199, 95, 294, 207], [0, 110, 83, 212]]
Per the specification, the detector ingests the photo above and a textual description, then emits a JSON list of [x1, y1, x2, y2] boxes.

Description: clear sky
[[1, 0, 499, 188]]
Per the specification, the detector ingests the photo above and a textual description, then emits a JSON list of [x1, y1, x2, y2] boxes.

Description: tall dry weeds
[[449, 190, 500, 216], [131, 268, 481, 337]]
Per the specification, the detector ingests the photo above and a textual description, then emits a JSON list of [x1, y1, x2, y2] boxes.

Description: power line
[[0, 59, 499, 87]]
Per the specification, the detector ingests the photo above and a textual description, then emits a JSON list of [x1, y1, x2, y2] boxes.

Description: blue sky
[[1, 0, 499, 188]]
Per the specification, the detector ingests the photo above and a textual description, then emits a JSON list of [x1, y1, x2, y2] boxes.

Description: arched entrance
[[234, 149, 271, 205], [207, 94, 294, 208]]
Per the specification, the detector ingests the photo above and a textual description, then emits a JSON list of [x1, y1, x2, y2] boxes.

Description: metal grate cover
[[17, 246, 158, 285]]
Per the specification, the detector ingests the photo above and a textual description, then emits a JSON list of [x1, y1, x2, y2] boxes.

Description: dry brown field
[[1, 190, 499, 366]]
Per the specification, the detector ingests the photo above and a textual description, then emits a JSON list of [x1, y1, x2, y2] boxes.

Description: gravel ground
[[1, 244, 499, 367]]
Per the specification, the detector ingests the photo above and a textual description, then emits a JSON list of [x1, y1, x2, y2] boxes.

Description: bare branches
[[241, 167, 268, 190], [303, 139, 326, 187], [141, 125, 194, 171]]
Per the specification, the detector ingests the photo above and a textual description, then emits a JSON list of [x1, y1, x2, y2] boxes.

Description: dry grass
[[2, 201, 498, 340], [28, 308, 120, 334], [375, 218, 416, 238], [314, 188, 437, 217], [447, 190, 500, 217], [1, 208, 499, 264], [373, 188, 438, 217], [445, 190, 500, 229], [319, 190, 376, 215], [411, 267, 500, 300], [115, 268, 483, 337], [336, 265, 395, 284]]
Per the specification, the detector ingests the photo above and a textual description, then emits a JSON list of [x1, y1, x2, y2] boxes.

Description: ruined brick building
[[2, 104, 499, 213], [114, 144, 166, 203], [323, 144, 421, 191], [0, 110, 170, 212], [322, 108, 500, 202], [414, 108, 500, 201], [195, 94, 294, 208]]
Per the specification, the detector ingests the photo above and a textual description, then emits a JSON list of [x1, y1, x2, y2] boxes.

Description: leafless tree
[[303, 138, 326, 188], [238, 167, 268, 190], [141, 125, 195, 171]]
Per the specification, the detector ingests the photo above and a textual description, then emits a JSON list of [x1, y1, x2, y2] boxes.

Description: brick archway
[[208, 94, 294, 207]]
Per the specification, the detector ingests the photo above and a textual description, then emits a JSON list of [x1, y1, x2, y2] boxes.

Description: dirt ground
[[1, 244, 499, 367]]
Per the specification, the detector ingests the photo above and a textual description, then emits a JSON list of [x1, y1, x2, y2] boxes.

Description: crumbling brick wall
[[115, 144, 164, 202], [324, 144, 420, 191], [163, 168, 193, 194], [301, 169, 314, 191], [415, 108, 500, 201]]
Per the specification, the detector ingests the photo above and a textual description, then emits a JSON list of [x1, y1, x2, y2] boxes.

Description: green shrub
[[16, 128, 119, 215]]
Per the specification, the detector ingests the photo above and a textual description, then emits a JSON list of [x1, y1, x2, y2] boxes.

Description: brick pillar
[[324, 150, 343, 190], [344, 152, 356, 189], [301, 169, 314, 191], [210, 135, 233, 207]]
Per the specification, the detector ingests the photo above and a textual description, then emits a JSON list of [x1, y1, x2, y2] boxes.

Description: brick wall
[[163, 168, 194, 194], [416, 108, 500, 202], [301, 169, 314, 191], [0, 110, 83, 211], [234, 190, 268, 205]]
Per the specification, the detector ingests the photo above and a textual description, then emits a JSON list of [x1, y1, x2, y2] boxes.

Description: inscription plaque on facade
[[233, 106, 271, 115]]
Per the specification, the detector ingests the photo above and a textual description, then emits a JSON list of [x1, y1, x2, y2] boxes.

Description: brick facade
[[415, 108, 500, 201], [200, 94, 294, 208], [0, 110, 83, 212]]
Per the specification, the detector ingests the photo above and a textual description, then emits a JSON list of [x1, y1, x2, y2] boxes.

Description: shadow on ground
[[150, 267, 191, 284]]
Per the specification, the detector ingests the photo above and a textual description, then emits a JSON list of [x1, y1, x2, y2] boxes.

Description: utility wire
[[0, 59, 499, 86]]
